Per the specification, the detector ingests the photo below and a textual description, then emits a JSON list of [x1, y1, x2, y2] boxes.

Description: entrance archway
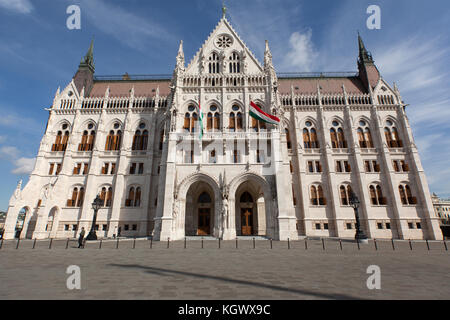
[[185, 181, 215, 236], [15, 207, 28, 239], [232, 176, 273, 238]]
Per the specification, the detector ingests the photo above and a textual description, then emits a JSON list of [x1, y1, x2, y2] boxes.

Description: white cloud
[[376, 37, 448, 93], [11, 157, 35, 174], [0, 136, 6, 144], [76, 0, 176, 50], [0, 146, 34, 175], [0, 145, 20, 161], [0, 0, 33, 14], [283, 29, 318, 71]]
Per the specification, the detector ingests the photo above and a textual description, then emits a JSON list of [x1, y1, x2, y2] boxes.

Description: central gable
[[185, 17, 264, 75]]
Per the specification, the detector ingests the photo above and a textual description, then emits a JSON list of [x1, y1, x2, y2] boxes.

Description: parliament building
[[3, 14, 443, 241]]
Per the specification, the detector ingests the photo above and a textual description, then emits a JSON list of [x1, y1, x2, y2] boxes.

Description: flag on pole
[[249, 101, 280, 125], [197, 101, 204, 140]]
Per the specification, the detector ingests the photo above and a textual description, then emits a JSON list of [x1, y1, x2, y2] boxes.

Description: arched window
[[357, 120, 373, 148], [285, 129, 292, 150], [206, 105, 220, 132], [126, 187, 135, 207], [135, 187, 141, 207], [303, 121, 319, 149], [399, 183, 417, 205], [53, 124, 70, 152], [79, 123, 96, 151], [67, 186, 84, 207], [385, 120, 403, 148], [339, 184, 353, 206], [310, 185, 326, 206], [208, 52, 220, 74], [229, 105, 243, 132], [330, 121, 347, 148], [105, 123, 122, 151], [369, 184, 386, 205], [132, 130, 141, 150], [229, 52, 240, 73]]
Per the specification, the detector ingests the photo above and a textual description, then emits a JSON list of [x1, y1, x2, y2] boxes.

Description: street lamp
[[86, 195, 102, 241], [349, 191, 368, 242]]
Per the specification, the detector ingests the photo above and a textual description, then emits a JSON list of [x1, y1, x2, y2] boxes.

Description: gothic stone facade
[[3, 17, 443, 241]]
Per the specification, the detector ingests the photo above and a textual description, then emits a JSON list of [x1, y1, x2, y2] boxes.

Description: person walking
[[78, 227, 85, 248]]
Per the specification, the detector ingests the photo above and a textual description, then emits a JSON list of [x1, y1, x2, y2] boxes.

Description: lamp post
[[86, 195, 102, 241], [349, 191, 368, 242]]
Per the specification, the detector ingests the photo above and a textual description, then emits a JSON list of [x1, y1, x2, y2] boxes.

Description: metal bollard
[[150, 238, 153, 249], [339, 239, 343, 251], [218, 238, 221, 249], [322, 238, 325, 250], [444, 240, 448, 251], [305, 239, 308, 250], [287, 238, 290, 250], [99, 239, 102, 249], [357, 239, 360, 250], [426, 239, 430, 251], [201, 237, 204, 249], [236, 238, 238, 249], [48, 238, 53, 249], [66, 238, 69, 249], [184, 237, 187, 249], [116, 238, 119, 249], [32, 238, 36, 249], [133, 237, 136, 249], [16, 238, 20, 250], [374, 238, 378, 251], [391, 239, 395, 250], [167, 238, 170, 249], [409, 239, 413, 251], [270, 238, 273, 249], [253, 237, 255, 249]]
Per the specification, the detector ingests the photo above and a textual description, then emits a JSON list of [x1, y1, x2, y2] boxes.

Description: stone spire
[[176, 40, 185, 71], [264, 40, 273, 69], [79, 38, 95, 72], [358, 32, 373, 64], [73, 38, 95, 96]]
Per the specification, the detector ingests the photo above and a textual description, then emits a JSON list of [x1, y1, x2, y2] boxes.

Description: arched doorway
[[15, 207, 28, 239], [185, 181, 215, 236], [234, 179, 270, 237]]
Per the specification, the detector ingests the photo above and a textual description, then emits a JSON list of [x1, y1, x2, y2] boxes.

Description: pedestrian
[[78, 227, 85, 248]]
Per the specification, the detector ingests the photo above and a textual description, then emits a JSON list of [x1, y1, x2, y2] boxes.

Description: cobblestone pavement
[[0, 238, 449, 300]]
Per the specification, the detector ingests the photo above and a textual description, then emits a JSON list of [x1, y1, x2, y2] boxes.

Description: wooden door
[[241, 209, 253, 235], [197, 208, 210, 235]]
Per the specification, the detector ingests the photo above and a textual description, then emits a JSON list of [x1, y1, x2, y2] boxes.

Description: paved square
[[0, 238, 449, 299]]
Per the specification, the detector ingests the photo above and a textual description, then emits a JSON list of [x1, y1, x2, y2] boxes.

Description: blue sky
[[0, 0, 449, 211]]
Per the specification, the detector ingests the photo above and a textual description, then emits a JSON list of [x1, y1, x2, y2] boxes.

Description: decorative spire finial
[[357, 32, 373, 64], [222, 0, 227, 18], [79, 37, 95, 72]]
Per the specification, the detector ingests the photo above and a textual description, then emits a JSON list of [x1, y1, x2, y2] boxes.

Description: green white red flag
[[249, 101, 280, 125]]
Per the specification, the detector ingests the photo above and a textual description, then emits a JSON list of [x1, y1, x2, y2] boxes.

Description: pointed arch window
[[369, 184, 386, 205], [229, 52, 240, 73], [303, 121, 319, 149], [399, 183, 417, 205], [67, 186, 85, 207], [53, 124, 70, 152], [208, 52, 220, 74], [385, 120, 403, 148], [339, 184, 353, 206], [285, 128, 292, 150], [330, 121, 347, 149], [105, 123, 122, 151], [357, 120, 373, 148], [229, 105, 243, 132], [310, 184, 327, 206]]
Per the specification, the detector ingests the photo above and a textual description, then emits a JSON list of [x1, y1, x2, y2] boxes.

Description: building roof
[[278, 76, 367, 95], [89, 79, 171, 98]]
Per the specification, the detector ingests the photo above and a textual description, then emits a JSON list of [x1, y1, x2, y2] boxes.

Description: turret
[[357, 33, 380, 92], [73, 39, 95, 97]]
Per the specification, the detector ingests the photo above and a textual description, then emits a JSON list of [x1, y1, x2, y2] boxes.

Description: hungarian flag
[[249, 101, 280, 125], [197, 102, 204, 140]]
